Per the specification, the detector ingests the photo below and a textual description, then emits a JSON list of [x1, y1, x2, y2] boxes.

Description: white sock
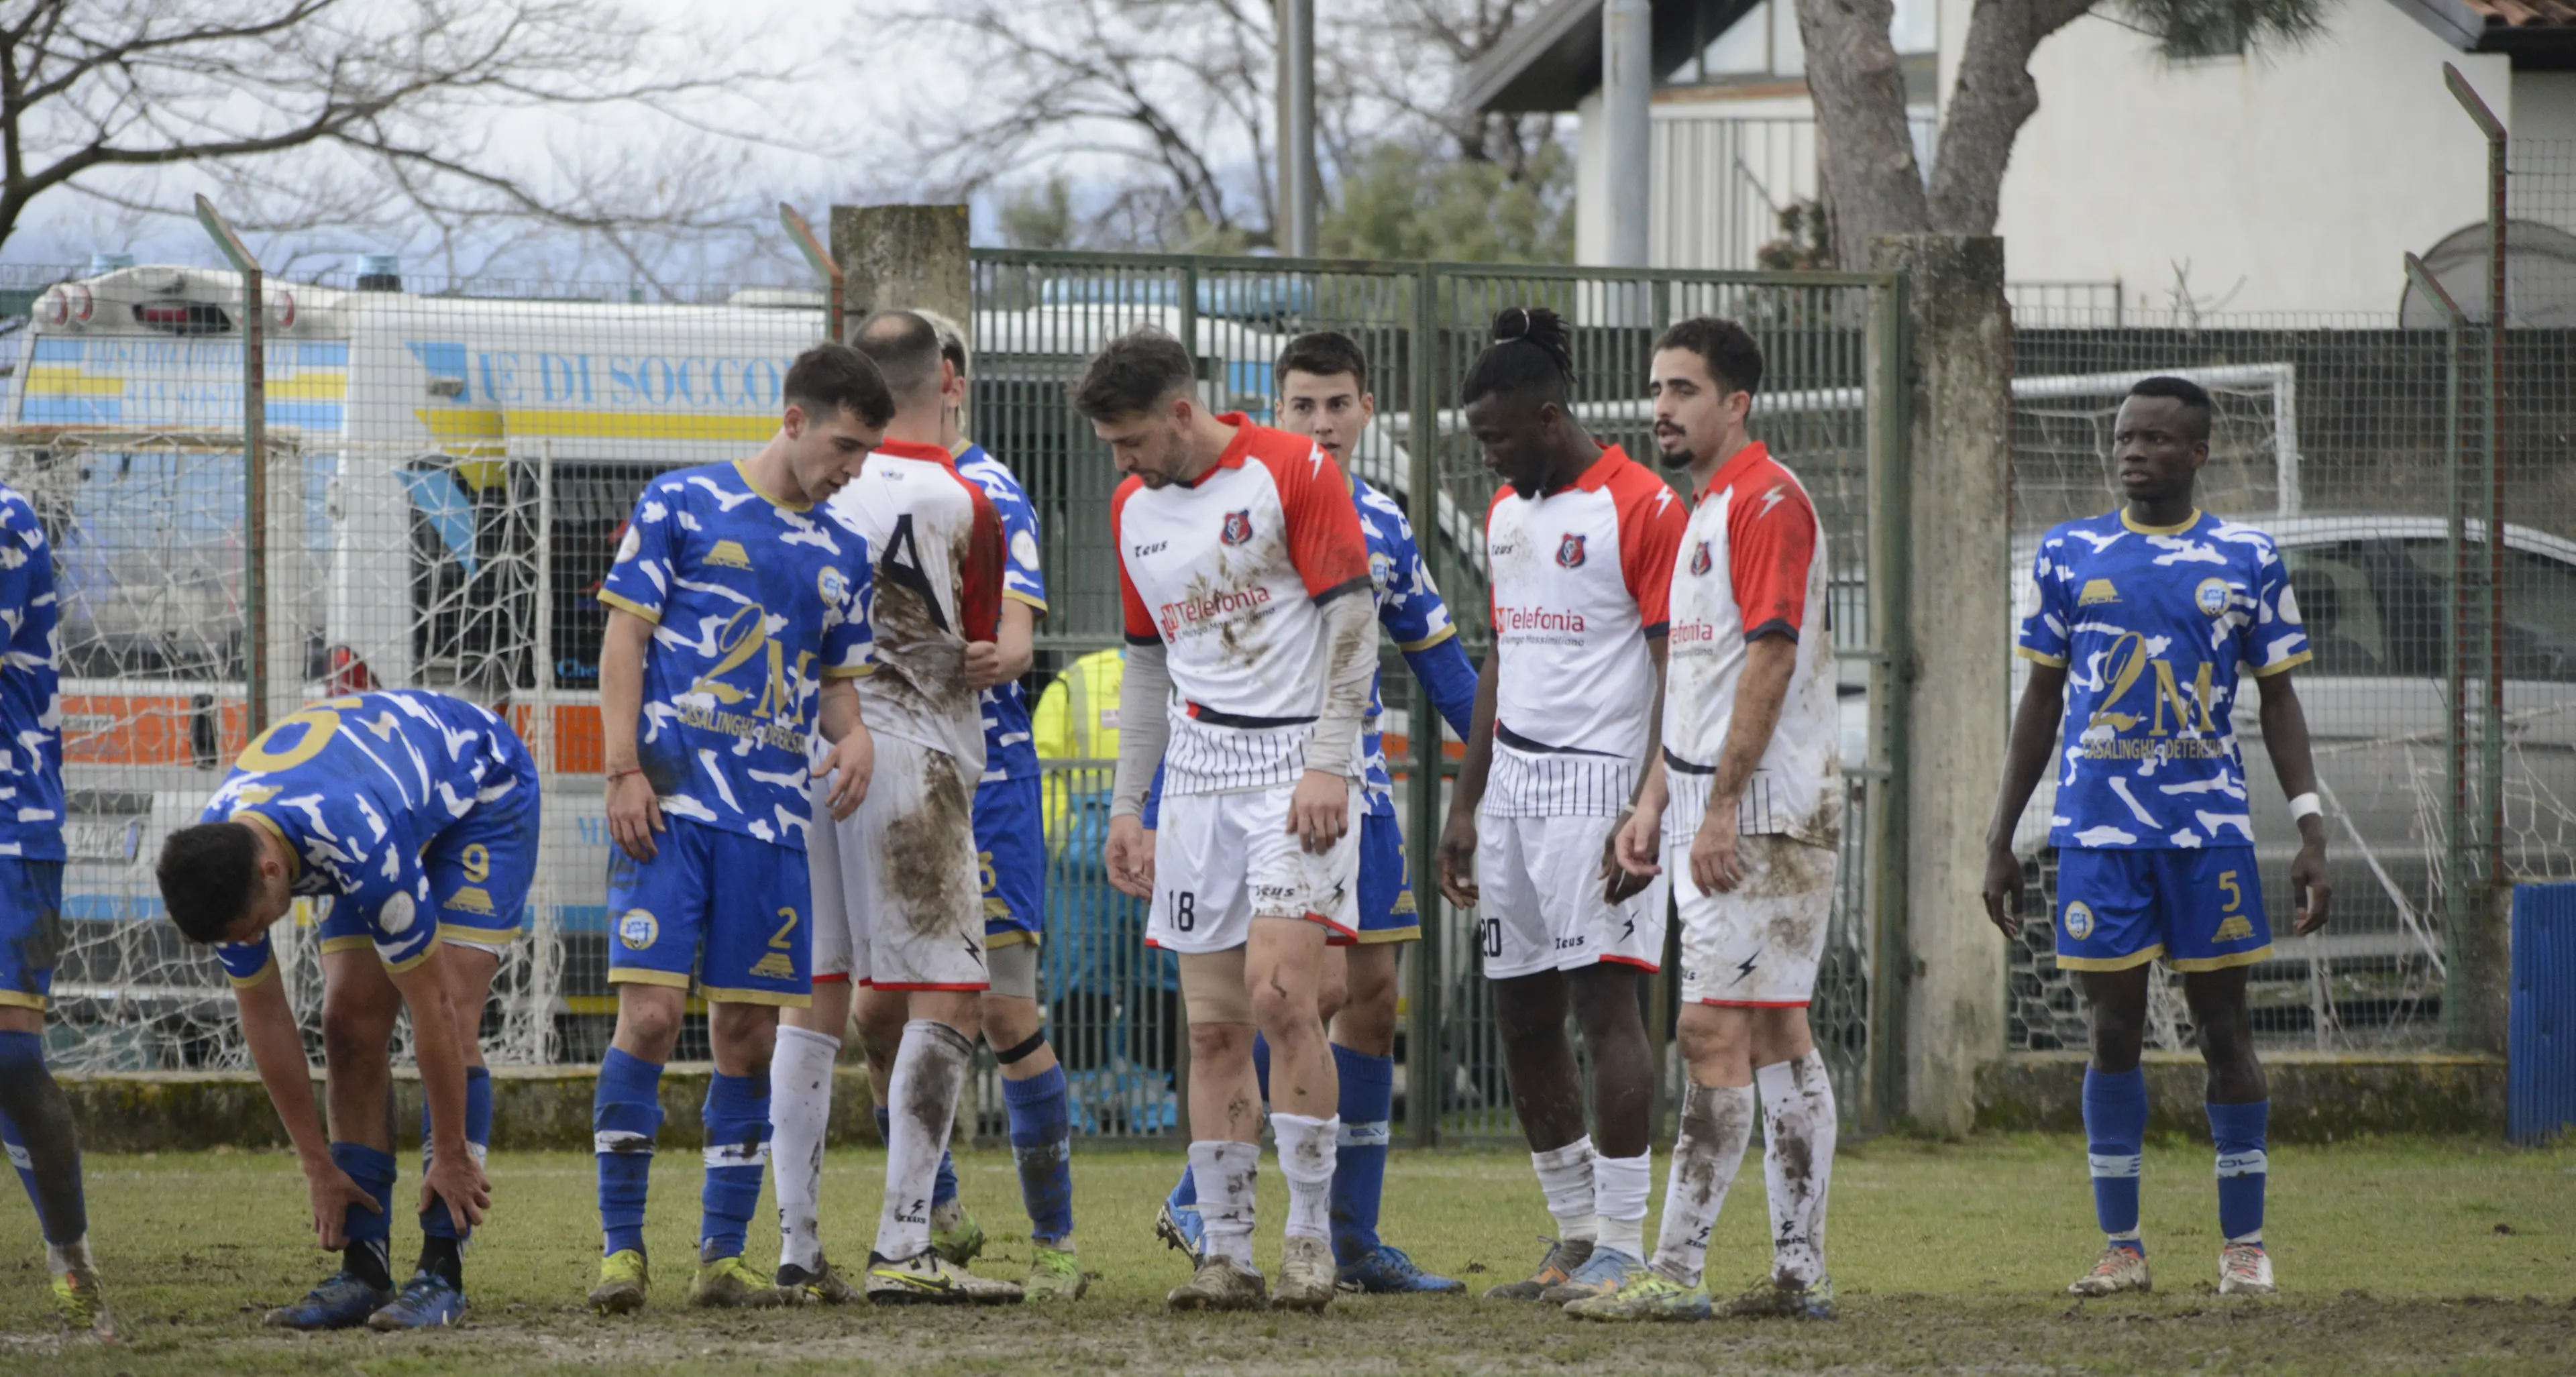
[[1757, 1050, 1838, 1286], [1591, 1152, 1652, 1258], [1191, 1140, 1260, 1266], [1271, 1111, 1338, 1242], [1532, 1136, 1598, 1243], [769, 1024, 839, 1273], [1651, 1083, 1756, 1285], [876, 1020, 974, 1262]]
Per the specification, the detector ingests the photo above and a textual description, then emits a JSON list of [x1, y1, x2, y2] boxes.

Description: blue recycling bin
[[2508, 881, 2576, 1144]]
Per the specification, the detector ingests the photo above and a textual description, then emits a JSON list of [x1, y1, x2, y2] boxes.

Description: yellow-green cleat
[[929, 1200, 986, 1266], [52, 1264, 114, 1341], [1564, 1268, 1711, 1323], [688, 1253, 785, 1308], [589, 1249, 650, 1315], [1025, 1243, 1087, 1301]]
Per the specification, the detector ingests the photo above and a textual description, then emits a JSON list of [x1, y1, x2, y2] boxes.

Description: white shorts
[[1475, 812, 1668, 980], [1147, 781, 1362, 955], [1674, 832, 1838, 1006], [811, 734, 989, 991]]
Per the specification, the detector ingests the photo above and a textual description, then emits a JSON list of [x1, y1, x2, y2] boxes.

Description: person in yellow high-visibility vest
[[1032, 647, 1177, 1022], [1031, 646, 1126, 852]]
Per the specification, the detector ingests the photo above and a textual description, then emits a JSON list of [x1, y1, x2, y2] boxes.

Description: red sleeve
[[1112, 476, 1159, 644], [1615, 467, 1687, 636], [1725, 474, 1818, 643], [957, 474, 1006, 643], [1258, 435, 1371, 604]]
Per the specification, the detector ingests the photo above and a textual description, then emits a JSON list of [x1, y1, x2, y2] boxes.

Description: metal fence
[[0, 245, 1905, 1147]]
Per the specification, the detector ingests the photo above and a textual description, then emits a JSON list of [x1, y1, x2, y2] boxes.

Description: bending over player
[[1981, 376, 2330, 1299], [1437, 308, 1684, 1306], [586, 344, 884, 1313], [1587, 317, 1843, 1321], [1088, 327, 1378, 1313], [1156, 331, 1479, 1295], [768, 311, 1022, 1305], [158, 688, 532, 1330], [0, 478, 111, 1338]]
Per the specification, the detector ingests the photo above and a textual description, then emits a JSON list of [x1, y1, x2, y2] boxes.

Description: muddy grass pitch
[[1, 1134, 2568, 1373]]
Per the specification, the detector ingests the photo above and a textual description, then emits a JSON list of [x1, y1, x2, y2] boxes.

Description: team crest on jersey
[[616, 909, 659, 951], [817, 565, 850, 609], [1221, 510, 1254, 545], [2195, 577, 2231, 616], [1688, 541, 1712, 576], [2061, 900, 2095, 942], [1556, 533, 1587, 569]]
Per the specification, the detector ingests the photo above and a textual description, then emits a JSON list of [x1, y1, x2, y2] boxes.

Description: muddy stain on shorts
[[882, 748, 975, 933]]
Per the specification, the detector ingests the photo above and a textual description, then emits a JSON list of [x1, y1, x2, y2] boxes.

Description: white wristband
[[2288, 791, 2322, 822]]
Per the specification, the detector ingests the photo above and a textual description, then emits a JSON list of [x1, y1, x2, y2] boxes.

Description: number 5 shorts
[[1475, 812, 1668, 979], [1673, 832, 1838, 1007], [810, 733, 991, 991], [1146, 778, 1363, 955], [2054, 844, 2273, 972], [604, 814, 813, 1005]]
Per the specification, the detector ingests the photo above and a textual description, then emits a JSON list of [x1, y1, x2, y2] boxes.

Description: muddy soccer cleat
[[1723, 1272, 1837, 1319], [1025, 1243, 1088, 1301], [265, 1270, 392, 1330], [1540, 1245, 1645, 1305], [367, 1271, 468, 1330], [775, 1256, 865, 1305], [588, 1249, 650, 1314], [1564, 1268, 1712, 1323], [1167, 1254, 1269, 1312], [864, 1248, 1024, 1305], [1273, 1235, 1337, 1313], [2217, 1242, 2275, 1297], [688, 1253, 784, 1309], [929, 1199, 987, 1266], [1155, 1199, 1207, 1265], [1338, 1244, 1467, 1295], [2066, 1243, 2152, 1298], [1483, 1237, 1594, 1301], [51, 1264, 114, 1341]]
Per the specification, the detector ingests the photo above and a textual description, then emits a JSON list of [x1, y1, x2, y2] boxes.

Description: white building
[[1463, 0, 2576, 316]]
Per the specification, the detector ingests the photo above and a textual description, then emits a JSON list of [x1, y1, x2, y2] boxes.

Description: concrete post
[[2457, 880, 2514, 1056], [1275, 0, 1318, 256], [1601, 0, 1652, 269], [829, 204, 971, 341], [1870, 234, 2012, 1136]]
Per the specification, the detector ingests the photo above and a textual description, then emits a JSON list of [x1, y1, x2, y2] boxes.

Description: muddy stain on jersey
[[881, 747, 975, 933]]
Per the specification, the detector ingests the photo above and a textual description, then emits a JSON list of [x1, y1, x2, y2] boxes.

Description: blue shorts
[[1355, 808, 1420, 944], [976, 774, 1045, 947], [314, 781, 542, 960], [604, 816, 812, 1006], [2055, 845, 2273, 973], [0, 859, 64, 1011]]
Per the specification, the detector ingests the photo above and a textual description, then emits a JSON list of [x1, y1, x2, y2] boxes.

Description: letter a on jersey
[[1556, 533, 1587, 568]]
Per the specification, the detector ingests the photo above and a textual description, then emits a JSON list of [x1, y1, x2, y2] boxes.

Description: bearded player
[[768, 310, 1021, 1305], [1436, 307, 1684, 1307], [1087, 327, 1377, 1313], [1582, 317, 1843, 1322], [1982, 376, 2329, 1299], [1155, 331, 1478, 1295], [158, 689, 529, 1330]]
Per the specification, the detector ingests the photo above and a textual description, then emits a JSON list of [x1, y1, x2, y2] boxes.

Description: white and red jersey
[[1483, 444, 1686, 817], [1662, 442, 1843, 847], [824, 438, 1006, 769], [1116, 415, 1373, 793]]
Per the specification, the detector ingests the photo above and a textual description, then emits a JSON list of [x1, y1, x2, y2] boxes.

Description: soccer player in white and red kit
[[769, 310, 1022, 1305], [1435, 308, 1686, 1304], [1083, 328, 1378, 1313], [1587, 317, 1845, 1322]]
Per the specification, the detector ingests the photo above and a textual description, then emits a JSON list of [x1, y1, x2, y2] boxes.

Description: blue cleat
[[367, 1271, 469, 1330], [264, 1271, 393, 1331], [1338, 1244, 1467, 1295], [1155, 1198, 1206, 1264]]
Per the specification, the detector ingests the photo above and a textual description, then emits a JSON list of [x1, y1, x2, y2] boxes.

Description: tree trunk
[[1794, 0, 1929, 268], [1925, 0, 2095, 236]]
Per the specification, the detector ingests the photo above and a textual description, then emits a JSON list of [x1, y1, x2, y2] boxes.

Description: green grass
[[1, 1134, 2571, 1372]]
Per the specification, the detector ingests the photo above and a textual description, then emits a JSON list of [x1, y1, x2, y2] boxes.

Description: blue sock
[[1170, 1160, 1197, 1211], [418, 1066, 495, 1244], [698, 1072, 768, 1262], [1252, 1032, 1273, 1104], [593, 1048, 663, 1258], [876, 1101, 959, 1210], [2083, 1066, 2147, 1251], [1004, 1065, 1076, 1245], [331, 1141, 398, 1289], [1328, 1042, 1394, 1267], [0, 1032, 84, 1248], [2206, 1099, 2269, 1242]]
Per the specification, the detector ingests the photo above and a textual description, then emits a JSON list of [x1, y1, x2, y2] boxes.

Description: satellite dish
[[2400, 219, 2576, 327]]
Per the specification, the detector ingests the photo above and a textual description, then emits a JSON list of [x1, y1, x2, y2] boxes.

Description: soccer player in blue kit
[[1981, 376, 2332, 1299], [1154, 332, 1479, 1294], [158, 688, 539, 1330], [584, 344, 888, 1312]]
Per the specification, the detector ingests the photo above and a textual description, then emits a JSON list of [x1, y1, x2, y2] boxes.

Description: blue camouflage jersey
[[598, 459, 873, 848], [957, 442, 1046, 783], [2016, 508, 2311, 850], [1355, 476, 1475, 818], [0, 484, 61, 861], [206, 691, 533, 979]]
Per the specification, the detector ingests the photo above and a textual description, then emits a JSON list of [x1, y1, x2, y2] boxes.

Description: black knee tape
[[994, 1030, 1051, 1066]]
